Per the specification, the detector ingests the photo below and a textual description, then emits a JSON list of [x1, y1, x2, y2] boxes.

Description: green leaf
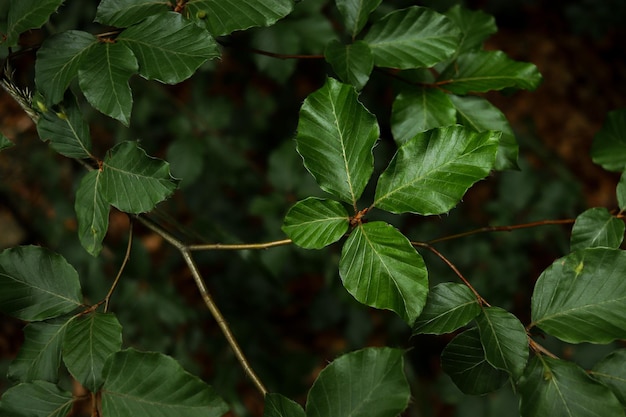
[[36, 94, 93, 159], [263, 393, 305, 417], [101, 349, 229, 417], [295, 77, 379, 206], [63, 312, 122, 392], [118, 12, 219, 85], [590, 108, 626, 172], [336, 0, 382, 38], [570, 207, 624, 251], [531, 248, 626, 344], [374, 125, 499, 215], [441, 328, 508, 395], [306, 347, 410, 417], [363, 6, 461, 69], [518, 356, 625, 417], [590, 349, 626, 407], [0, 381, 73, 417], [439, 51, 542, 94], [391, 87, 457, 145], [95, 0, 170, 27], [0, 246, 82, 321], [444, 5, 497, 53], [8, 317, 71, 383], [0, 132, 13, 151], [476, 306, 528, 380], [78, 41, 138, 125], [339, 222, 428, 324], [412, 282, 480, 335], [35, 30, 98, 105], [618, 171, 626, 211], [101, 141, 178, 214], [75, 170, 110, 257], [3, 0, 64, 47], [281, 197, 349, 249], [324, 40, 373, 90], [450, 95, 518, 170], [185, 0, 294, 37]]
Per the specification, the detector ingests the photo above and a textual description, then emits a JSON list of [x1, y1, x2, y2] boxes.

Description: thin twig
[[216, 39, 323, 60], [104, 221, 133, 312], [188, 239, 292, 251], [528, 336, 559, 359]]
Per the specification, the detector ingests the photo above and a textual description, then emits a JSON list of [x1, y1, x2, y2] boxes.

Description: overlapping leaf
[[570, 207, 624, 251], [0, 246, 82, 321], [295, 78, 379, 206], [264, 393, 305, 417], [95, 0, 170, 27], [363, 6, 461, 69], [412, 282, 480, 335], [444, 5, 497, 54], [101, 349, 229, 417], [75, 170, 109, 257], [0, 381, 73, 417], [531, 248, 626, 343], [324, 40, 373, 90], [3, 0, 64, 46], [306, 347, 409, 417], [590, 108, 626, 172], [336, 0, 382, 38], [374, 126, 499, 215], [282, 197, 349, 249], [339, 222, 428, 324], [590, 349, 626, 407]]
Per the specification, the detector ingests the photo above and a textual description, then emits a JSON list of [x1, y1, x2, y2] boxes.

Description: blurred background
[[1, 0, 625, 415]]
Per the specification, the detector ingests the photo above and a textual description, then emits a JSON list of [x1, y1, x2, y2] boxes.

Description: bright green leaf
[[518, 356, 625, 417], [0, 246, 82, 321], [363, 6, 461, 69], [476, 306, 528, 380], [306, 347, 410, 417], [336, 0, 382, 38], [590, 108, 626, 172], [441, 328, 508, 395], [75, 170, 110, 257], [3, 0, 64, 47], [263, 393, 305, 417], [339, 222, 428, 324], [185, 0, 294, 37], [118, 12, 219, 85], [590, 349, 626, 407], [439, 51, 543, 94], [95, 0, 170, 27], [8, 317, 71, 383], [35, 30, 98, 105], [450, 94, 518, 170], [281, 197, 349, 249], [324, 40, 373, 90], [570, 207, 624, 251], [391, 87, 457, 145], [0, 132, 13, 151], [63, 312, 122, 392], [101, 141, 178, 214], [531, 248, 626, 344], [0, 381, 73, 417], [78, 42, 138, 125], [374, 125, 500, 215], [412, 282, 480, 335], [618, 171, 626, 211], [444, 5, 497, 53], [295, 77, 379, 206], [101, 349, 229, 417]]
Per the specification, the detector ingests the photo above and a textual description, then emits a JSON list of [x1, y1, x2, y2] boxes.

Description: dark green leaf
[[295, 77, 379, 206], [0, 246, 82, 321], [591, 108, 626, 172], [476, 306, 528, 380], [101, 349, 229, 417], [3, 0, 64, 46], [518, 356, 625, 417], [391, 87, 457, 145], [618, 171, 626, 211], [324, 40, 373, 90], [101, 141, 178, 214], [263, 393, 305, 417], [412, 282, 480, 335], [281, 197, 349, 249], [444, 5, 497, 53], [0, 381, 73, 417], [95, 0, 170, 27], [0, 132, 13, 151], [336, 0, 382, 38], [306, 347, 410, 417], [78, 42, 138, 125], [75, 170, 110, 257], [63, 312, 122, 392], [35, 30, 98, 105], [118, 12, 219, 84], [374, 125, 499, 215], [531, 248, 626, 344], [590, 349, 626, 407], [439, 51, 543, 94], [441, 328, 508, 395], [570, 207, 624, 251], [363, 6, 460, 69], [8, 317, 71, 383], [339, 222, 428, 324]]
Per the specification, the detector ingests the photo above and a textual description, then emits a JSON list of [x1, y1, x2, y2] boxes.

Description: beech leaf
[[3, 0, 64, 47], [590, 108, 626, 172], [281, 197, 349, 249], [264, 393, 305, 417], [412, 282, 480, 335], [324, 40, 373, 90], [570, 207, 624, 251], [590, 349, 626, 407], [95, 0, 170, 27], [75, 170, 110, 257], [0, 381, 73, 417], [336, 0, 382, 38]]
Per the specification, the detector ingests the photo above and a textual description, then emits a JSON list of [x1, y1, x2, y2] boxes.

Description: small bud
[[35, 100, 48, 113], [196, 10, 207, 19]]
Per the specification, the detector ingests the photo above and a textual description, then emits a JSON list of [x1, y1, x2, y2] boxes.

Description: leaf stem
[[217, 39, 324, 60], [188, 239, 292, 251], [104, 221, 133, 312], [527, 336, 559, 359]]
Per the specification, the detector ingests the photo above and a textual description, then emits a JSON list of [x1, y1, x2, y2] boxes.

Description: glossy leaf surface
[[3, 0, 64, 46], [336, 0, 382, 38], [374, 126, 499, 215], [263, 393, 305, 417], [95, 0, 169, 27], [412, 282, 480, 335], [339, 222, 428, 324], [570, 207, 624, 251], [75, 170, 109, 257], [590, 349, 626, 406], [324, 40, 373, 90], [590, 108, 626, 172], [444, 5, 497, 53], [281, 197, 349, 249], [0, 381, 73, 417]]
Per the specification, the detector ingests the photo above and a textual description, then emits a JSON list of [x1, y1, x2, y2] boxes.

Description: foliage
[[0, 1, 625, 416]]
